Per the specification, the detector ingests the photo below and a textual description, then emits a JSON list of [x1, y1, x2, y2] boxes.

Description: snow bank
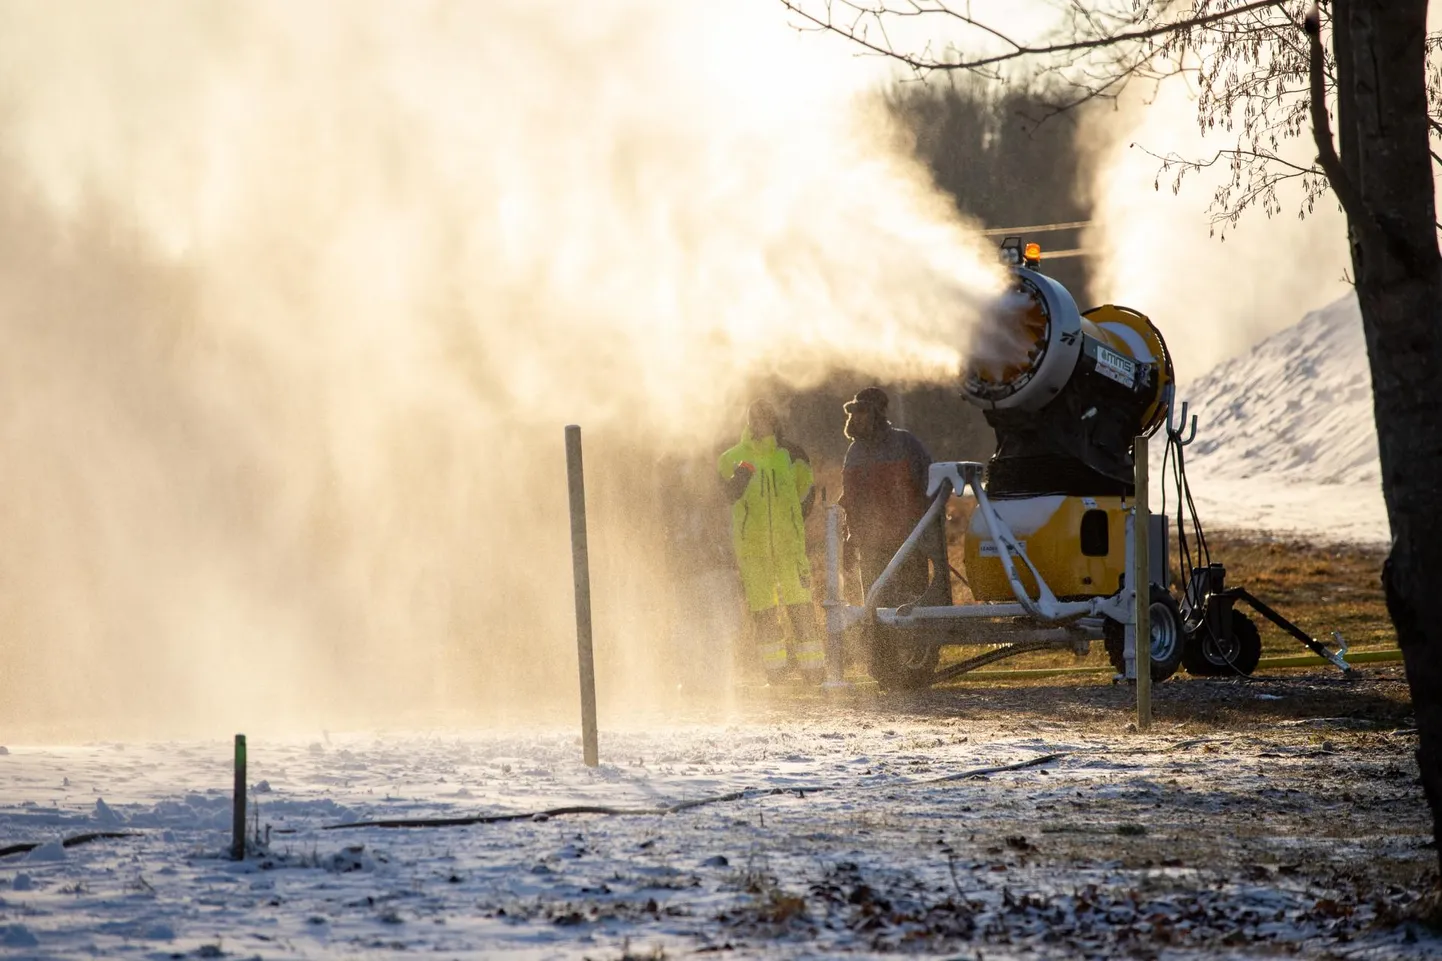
[[1168, 291, 1389, 543]]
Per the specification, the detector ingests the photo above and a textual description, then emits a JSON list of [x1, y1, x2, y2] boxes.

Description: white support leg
[[1123, 508, 1137, 682], [822, 504, 847, 688]]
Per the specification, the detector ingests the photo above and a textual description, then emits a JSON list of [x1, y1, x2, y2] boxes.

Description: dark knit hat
[[844, 386, 889, 413]]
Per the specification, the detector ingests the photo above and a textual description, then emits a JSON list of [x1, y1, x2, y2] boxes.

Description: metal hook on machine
[[1167, 399, 1198, 446]]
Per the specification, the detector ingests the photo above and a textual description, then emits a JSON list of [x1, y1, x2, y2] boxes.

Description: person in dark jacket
[[838, 387, 935, 604]]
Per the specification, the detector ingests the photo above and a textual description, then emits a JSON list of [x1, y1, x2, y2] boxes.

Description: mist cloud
[[0, 0, 1008, 738]]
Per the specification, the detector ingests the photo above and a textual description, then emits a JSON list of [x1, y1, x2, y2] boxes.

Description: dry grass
[[817, 662, 1415, 732], [1197, 529, 1394, 653]]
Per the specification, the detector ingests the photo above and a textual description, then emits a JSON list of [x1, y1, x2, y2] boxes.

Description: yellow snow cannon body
[[959, 246, 1171, 608]]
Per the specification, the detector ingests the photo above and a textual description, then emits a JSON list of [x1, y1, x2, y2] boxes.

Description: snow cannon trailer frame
[[821, 460, 1353, 692]]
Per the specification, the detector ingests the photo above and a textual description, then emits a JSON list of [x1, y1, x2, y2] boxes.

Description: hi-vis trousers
[[752, 603, 824, 680]]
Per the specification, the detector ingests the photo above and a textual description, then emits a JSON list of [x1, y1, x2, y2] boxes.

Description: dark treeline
[[887, 80, 1097, 302]]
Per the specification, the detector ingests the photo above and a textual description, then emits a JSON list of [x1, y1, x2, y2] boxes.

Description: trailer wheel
[[1183, 609, 1262, 677], [1104, 585, 1184, 682], [866, 622, 940, 691]]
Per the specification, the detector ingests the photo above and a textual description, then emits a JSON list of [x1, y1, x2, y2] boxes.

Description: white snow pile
[[1167, 291, 1389, 543]]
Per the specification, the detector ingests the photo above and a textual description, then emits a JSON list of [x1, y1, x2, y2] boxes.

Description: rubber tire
[[1183, 609, 1262, 677], [866, 622, 940, 691], [1104, 585, 1185, 683]]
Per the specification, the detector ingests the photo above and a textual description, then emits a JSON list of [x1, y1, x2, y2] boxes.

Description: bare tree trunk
[[1322, 0, 1442, 868]]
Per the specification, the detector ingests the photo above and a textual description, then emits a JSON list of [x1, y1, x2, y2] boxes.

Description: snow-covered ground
[[1, 674, 1435, 959], [1168, 292, 1390, 544]]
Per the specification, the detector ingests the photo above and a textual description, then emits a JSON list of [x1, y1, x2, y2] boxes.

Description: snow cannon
[[961, 237, 1172, 490], [953, 238, 1179, 678], [820, 235, 1352, 692]]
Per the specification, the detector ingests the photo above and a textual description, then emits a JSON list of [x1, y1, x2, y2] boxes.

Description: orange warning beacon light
[[1023, 242, 1042, 266]]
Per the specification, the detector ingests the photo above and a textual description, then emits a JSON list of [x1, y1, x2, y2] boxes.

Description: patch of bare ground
[[717, 665, 1433, 956], [1199, 529, 1394, 653], [742, 502, 1425, 955]]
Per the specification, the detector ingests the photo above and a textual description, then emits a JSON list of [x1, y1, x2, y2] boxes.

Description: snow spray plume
[[0, 0, 1007, 739]]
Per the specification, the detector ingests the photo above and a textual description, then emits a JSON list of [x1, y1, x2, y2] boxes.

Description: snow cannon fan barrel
[[962, 238, 1173, 495]]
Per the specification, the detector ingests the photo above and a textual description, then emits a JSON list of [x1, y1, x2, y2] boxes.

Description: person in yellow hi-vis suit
[[718, 400, 823, 684]]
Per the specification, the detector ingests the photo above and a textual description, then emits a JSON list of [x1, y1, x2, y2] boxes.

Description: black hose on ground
[[0, 831, 139, 860], [0, 754, 1069, 850], [317, 752, 1068, 831]]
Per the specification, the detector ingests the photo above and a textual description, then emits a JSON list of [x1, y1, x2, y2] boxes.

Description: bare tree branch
[[1132, 143, 1317, 177], [799, 1, 1442, 233], [779, 0, 1287, 75]]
